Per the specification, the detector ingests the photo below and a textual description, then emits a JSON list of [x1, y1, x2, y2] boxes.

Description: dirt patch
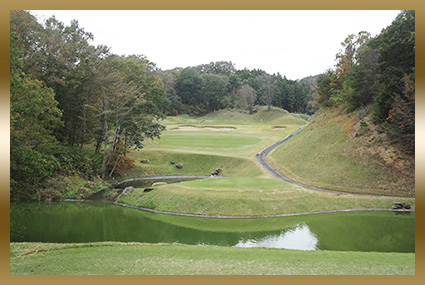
[[174, 125, 236, 131], [341, 109, 414, 195], [348, 114, 414, 171]]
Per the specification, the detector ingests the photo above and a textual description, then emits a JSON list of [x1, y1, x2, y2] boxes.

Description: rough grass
[[116, 177, 414, 217], [268, 109, 415, 197], [10, 242, 414, 275]]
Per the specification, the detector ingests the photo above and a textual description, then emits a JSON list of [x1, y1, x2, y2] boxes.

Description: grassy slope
[[10, 242, 414, 275], [12, 108, 415, 275], [125, 150, 265, 178], [117, 177, 414, 216], [268, 108, 415, 197], [118, 107, 414, 216], [125, 108, 306, 179], [165, 108, 307, 126]]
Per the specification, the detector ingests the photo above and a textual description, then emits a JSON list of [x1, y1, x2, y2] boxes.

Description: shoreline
[[60, 199, 415, 219]]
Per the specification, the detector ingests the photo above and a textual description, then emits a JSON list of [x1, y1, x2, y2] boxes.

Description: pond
[[10, 201, 415, 253]]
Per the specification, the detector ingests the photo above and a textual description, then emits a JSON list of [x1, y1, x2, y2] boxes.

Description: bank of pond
[[10, 201, 415, 253]]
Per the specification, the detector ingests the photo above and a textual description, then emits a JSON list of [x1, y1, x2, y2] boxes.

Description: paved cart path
[[109, 175, 217, 187], [255, 126, 408, 198]]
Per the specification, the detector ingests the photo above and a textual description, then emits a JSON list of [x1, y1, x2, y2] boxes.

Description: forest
[[10, 10, 414, 201], [316, 10, 415, 152]]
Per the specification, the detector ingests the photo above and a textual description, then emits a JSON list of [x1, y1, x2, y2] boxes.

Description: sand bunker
[[174, 125, 236, 131]]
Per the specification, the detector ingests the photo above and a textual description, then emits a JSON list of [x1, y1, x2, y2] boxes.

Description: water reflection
[[10, 202, 415, 253], [235, 224, 318, 250]]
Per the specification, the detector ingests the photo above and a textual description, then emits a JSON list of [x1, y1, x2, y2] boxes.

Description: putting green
[[180, 177, 287, 188], [157, 133, 261, 148]]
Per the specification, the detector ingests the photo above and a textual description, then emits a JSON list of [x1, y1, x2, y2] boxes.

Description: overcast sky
[[30, 10, 400, 80]]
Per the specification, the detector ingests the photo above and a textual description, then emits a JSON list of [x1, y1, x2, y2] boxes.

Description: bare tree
[[237, 84, 257, 114], [258, 74, 276, 110]]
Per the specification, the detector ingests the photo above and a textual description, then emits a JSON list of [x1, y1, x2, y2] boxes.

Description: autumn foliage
[[315, 10, 415, 153]]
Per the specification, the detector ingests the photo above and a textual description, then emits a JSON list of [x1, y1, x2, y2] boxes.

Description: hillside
[[116, 107, 414, 216], [124, 107, 307, 179], [165, 107, 308, 126], [268, 107, 415, 197]]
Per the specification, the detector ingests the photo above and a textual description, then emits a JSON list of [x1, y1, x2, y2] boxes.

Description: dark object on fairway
[[170, 161, 175, 165], [176, 163, 183, 169], [143, 187, 154, 193], [393, 202, 411, 209], [140, 159, 150, 164], [211, 168, 222, 176]]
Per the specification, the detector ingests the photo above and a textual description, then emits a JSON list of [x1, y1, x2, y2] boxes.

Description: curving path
[[111, 126, 407, 198], [93, 124, 414, 218], [109, 175, 218, 187], [255, 126, 408, 198]]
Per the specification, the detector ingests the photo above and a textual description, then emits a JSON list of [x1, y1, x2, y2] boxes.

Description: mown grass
[[268, 109, 415, 197], [116, 177, 414, 217], [12, 108, 415, 275], [125, 150, 267, 178], [142, 124, 299, 158], [164, 107, 308, 126], [157, 132, 261, 148], [10, 242, 414, 275], [124, 108, 304, 179], [107, 107, 413, 217], [181, 177, 285, 188]]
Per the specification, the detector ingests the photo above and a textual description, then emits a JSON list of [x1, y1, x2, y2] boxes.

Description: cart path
[[109, 175, 219, 187], [255, 126, 406, 198], [109, 126, 409, 198]]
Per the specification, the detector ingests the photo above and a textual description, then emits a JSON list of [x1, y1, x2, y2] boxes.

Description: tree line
[[10, 11, 166, 200], [315, 10, 415, 153], [161, 62, 317, 116]]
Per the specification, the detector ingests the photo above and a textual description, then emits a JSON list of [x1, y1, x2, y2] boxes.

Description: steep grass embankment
[[116, 177, 414, 217], [125, 150, 265, 178], [268, 108, 415, 197]]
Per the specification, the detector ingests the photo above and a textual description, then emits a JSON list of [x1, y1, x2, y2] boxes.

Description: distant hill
[[201, 106, 308, 126], [299, 74, 319, 91]]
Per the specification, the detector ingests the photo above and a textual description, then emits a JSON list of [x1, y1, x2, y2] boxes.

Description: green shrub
[[10, 147, 60, 201], [360, 120, 368, 128], [50, 145, 103, 178]]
